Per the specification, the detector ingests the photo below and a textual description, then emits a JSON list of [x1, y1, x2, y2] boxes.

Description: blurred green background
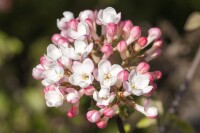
[[0, 0, 200, 133]]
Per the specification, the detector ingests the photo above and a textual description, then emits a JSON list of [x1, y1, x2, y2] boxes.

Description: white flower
[[94, 59, 123, 88], [47, 44, 62, 61], [97, 7, 121, 25], [79, 10, 95, 21], [123, 70, 153, 96], [57, 11, 74, 30], [68, 21, 89, 40], [45, 87, 64, 107], [134, 104, 158, 118], [93, 90, 115, 108], [58, 55, 72, 69], [61, 40, 93, 60], [65, 88, 80, 104], [32, 64, 45, 80], [69, 58, 94, 88], [42, 65, 64, 86]]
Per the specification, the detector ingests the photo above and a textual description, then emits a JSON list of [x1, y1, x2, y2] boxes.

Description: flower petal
[[110, 64, 123, 76], [134, 75, 150, 89], [69, 73, 81, 86], [72, 61, 82, 73], [132, 89, 143, 96], [123, 81, 132, 92], [47, 44, 61, 60], [142, 86, 153, 94], [82, 58, 94, 73]]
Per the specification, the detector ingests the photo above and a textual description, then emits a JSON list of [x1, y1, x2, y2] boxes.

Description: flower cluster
[[32, 7, 162, 128]]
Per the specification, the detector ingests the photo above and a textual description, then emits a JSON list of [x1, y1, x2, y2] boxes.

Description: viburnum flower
[[93, 89, 115, 108], [97, 7, 121, 25], [123, 70, 153, 96], [94, 59, 123, 88], [32, 6, 163, 129], [69, 58, 94, 88], [44, 85, 64, 107], [61, 40, 93, 60]]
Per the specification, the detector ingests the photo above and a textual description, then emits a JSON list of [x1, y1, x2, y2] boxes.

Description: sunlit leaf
[[184, 12, 200, 31], [136, 117, 156, 128]]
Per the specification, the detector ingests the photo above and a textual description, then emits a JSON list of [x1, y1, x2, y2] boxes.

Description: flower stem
[[115, 115, 125, 133]]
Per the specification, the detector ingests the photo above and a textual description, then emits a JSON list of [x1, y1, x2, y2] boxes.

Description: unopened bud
[[84, 85, 96, 96], [86, 110, 101, 123], [96, 117, 109, 129], [106, 23, 117, 37], [136, 62, 150, 74], [67, 106, 79, 118], [51, 34, 62, 45], [117, 70, 129, 82], [138, 37, 147, 47], [101, 44, 113, 58], [68, 19, 78, 30], [126, 26, 141, 45], [103, 108, 115, 118], [122, 20, 133, 40], [146, 27, 162, 45]]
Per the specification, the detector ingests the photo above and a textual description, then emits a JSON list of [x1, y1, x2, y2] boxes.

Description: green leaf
[[170, 115, 195, 133], [136, 117, 156, 128]]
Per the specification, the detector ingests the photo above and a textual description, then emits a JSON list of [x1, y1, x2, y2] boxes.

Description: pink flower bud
[[84, 85, 96, 96], [32, 64, 44, 80], [66, 92, 79, 104], [126, 26, 141, 45], [85, 18, 93, 29], [103, 107, 115, 118], [44, 85, 65, 94], [43, 85, 54, 93], [146, 28, 162, 46], [151, 71, 162, 80], [106, 23, 117, 37], [144, 72, 154, 82], [65, 88, 80, 104], [57, 37, 69, 46], [40, 56, 53, 69], [117, 70, 129, 82], [86, 110, 101, 123], [68, 19, 78, 30], [67, 106, 79, 118], [136, 62, 150, 74], [148, 27, 162, 40], [145, 49, 162, 62], [116, 40, 127, 52], [122, 20, 133, 40], [137, 37, 147, 47], [153, 39, 163, 48], [96, 117, 108, 129], [101, 44, 113, 58], [51, 34, 62, 45]]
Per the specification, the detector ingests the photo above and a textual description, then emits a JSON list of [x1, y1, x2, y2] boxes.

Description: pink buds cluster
[[32, 7, 162, 128]]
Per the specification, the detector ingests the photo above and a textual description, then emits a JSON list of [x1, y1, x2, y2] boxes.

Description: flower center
[[82, 73, 89, 80], [104, 73, 111, 80], [131, 84, 136, 89]]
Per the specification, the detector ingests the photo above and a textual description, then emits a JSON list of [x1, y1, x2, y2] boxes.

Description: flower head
[[32, 7, 162, 129]]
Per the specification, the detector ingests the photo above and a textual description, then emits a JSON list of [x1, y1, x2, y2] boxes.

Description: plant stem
[[115, 115, 125, 133]]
